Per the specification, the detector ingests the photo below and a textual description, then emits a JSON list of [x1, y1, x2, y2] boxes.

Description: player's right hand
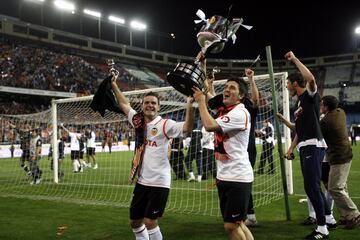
[[245, 68, 254, 78], [284, 51, 296, 61], [111, 69, 119, 82], [284, 151, 295, 160]]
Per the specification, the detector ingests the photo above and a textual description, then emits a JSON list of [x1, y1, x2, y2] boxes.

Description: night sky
[[1, 0, 359, 60]]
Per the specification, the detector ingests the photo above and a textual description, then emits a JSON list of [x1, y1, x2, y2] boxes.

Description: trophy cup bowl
[[196, 15, 229, 54]]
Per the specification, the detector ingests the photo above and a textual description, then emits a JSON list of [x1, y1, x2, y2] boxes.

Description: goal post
[[266, 46, 291, 221]]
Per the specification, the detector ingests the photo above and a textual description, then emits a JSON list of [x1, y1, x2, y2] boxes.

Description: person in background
[[256, 119, 275, 175], [201, 126, 216, 180], [284, 51, 332, 239], [29, 129, 42, 185], [320, 95, 360, 230]]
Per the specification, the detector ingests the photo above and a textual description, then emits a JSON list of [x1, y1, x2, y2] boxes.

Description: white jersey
[[86, 131, 96, 148], [215, 103, 253, 183], [201, 126, 214, 150], [128, 109, 185, 188], [69, 132, 81, 151], [30, 135, 42, 157]]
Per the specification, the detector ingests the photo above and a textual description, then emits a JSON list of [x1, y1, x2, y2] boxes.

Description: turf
[[1, 144, 360, 239]]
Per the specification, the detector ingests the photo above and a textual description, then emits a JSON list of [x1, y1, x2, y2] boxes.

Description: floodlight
[[54, 0, 75, 12], [25, 0, 45, 3], [84, 9, 101, 18], [355, 26, 360, 35], [109, 15, 125, 24], [170, 33, 176, 39], [130, 20, 147, 31]]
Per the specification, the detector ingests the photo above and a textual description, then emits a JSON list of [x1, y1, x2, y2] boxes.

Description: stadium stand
[[1, 14, 360, 117]]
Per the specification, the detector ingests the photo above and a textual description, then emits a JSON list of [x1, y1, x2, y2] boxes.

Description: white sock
[[132, 225, 149, 240], [197, 175, 202, 182], [316, 225, 329, 235], [189, 172, 195, 179], [247, 214, 256, 221], [307, 197, 316, 218], [325, 214, 336, 224], [148, 226, 162, 240]]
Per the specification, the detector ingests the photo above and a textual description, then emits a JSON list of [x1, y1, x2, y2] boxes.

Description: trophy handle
[[201, 38, 223, 54]]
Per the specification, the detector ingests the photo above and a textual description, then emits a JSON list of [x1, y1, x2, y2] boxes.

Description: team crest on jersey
[[220, 115, 230, 123], [151, 127, 158, 136]]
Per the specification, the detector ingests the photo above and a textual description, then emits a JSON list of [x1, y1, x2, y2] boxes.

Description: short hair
[[322, 95, 338, 111], [143, 91, 160, 105], [287, 72, 305, 88], [227, 77, 249, 100]]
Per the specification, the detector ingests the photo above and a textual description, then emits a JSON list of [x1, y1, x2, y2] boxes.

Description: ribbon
[[228, 18, 253, 44], [194, 9, 207, 24]]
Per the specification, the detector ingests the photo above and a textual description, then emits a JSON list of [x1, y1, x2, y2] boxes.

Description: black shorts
[[21, 150, 30, 162], [70, 151, 80, 160], [87, 147, 96, 156], [130, 183, 170, 220], [80, 151, 84, 159], [217, 180, 252, 223]]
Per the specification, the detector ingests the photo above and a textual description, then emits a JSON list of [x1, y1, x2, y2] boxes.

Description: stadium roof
[[1, 0, 360, 59]]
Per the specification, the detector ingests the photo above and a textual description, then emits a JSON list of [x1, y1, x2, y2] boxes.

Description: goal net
[[0, 72, 291, 216]]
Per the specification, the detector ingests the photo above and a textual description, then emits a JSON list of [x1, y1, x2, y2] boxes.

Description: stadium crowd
[[0, 37, 145, 95]]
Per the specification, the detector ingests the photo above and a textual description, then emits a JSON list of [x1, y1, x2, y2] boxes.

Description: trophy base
[[167, 63, 206, 96]]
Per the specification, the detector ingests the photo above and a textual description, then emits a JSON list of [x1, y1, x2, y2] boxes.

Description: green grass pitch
[[1, 144, 360, 239]]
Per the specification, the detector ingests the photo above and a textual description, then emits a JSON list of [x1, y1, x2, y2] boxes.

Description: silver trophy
[[167, 9, 252, 96], [107, 58, 119, 77]]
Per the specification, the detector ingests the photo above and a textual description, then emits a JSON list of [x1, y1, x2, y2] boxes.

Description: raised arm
[[60, 123, 70, 134], [245, 68, 259, 107], [192, 87, 220, 132], [196, 51, 215, 102], [204, 73, 216, 102], [182, 97, 195, 135], [110, 71, 132, 116], [285, 51, 316, 92], [276, 112, 295, 130]]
